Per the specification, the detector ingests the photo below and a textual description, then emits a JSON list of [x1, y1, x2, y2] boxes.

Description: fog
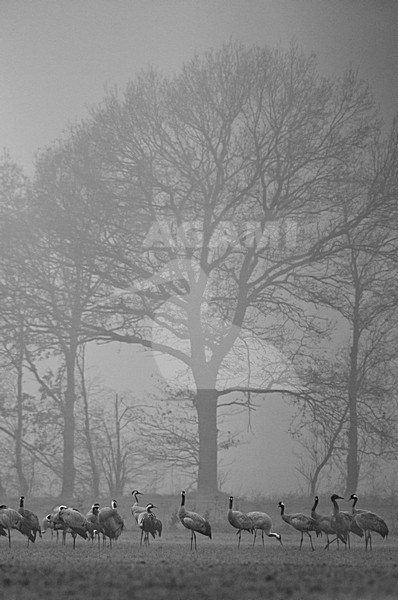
[[2, 1, 397, 175], [85, 342, 301, 496], [1, 0, 397, 498]]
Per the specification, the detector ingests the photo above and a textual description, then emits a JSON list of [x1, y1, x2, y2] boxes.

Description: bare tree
[[288, 117, 398, 494], [135, 388, 241, 491], [95, 393, 142, 497], [82, 42, 380, 492], [13, 133, 116, 497]]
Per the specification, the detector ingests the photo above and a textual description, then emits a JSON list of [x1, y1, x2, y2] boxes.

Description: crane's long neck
[[228, 497, 233, 511], [178, 493, 186, 517], [279, 504, 285, 516], [311, 497, 318, 514], [19, 497, 24, 508], [351, 496, 358, 513], [332, 497, 340, 515]]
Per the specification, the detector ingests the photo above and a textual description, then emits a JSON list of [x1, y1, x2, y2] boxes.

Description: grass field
[[0, 529, 397, 600]]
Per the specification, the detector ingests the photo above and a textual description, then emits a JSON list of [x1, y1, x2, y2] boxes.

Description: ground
[[0, 529, 397, 599]]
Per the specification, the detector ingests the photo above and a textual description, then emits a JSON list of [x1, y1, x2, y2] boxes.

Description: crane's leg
[[307, 532, 314, 551], [190, 529, 194, 551], [365, 531, 372, 551], [262, 531, 265, 547], [238, 530, 242, 548], [299, 532, 304, 550], [193, 531, 197, 551], [8, 528, 11, 549], [252, 529, 257, 546]]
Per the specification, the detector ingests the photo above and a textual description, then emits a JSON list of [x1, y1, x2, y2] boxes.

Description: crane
[[131, 490, 146, 523], [49, 507, 77, 546], [246, 509, 282, 547], [178, 490, 211, 551], [326, 494, 351, 549], [278, 501, 317, 550], [18, 496, 41, 544], [311, 495, 345, 550], [0, 504, 35, 548], [86, 503, 103, 546], [41, 514, 55, 540], [326, 494, 363, 549], [58, 506, 89, 548], [99, 499, 124, 548], [227, 496, 253, 547], [349, 493, 388, 551], [137, 503, 161, 546]]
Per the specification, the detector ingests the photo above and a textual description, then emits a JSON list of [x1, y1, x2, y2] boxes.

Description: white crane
[[246, 509, 282, 547], [178, 490, 211, 551], [349, 493, 388, 551], [278, 501, 317, 551], [227, 496, 253, 547]]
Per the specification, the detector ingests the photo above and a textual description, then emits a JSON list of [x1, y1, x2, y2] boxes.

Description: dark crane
[[278, 501, 317, 550], [349, 493, 388, 551], [178, 490, 211, 551], [137, 503, 161, 546], [0, 504, 35, 548], [227, 496, 253, 547], [311, 495, 345, 550], [18, 496, 41, 545], [99, 500, 124, 548]]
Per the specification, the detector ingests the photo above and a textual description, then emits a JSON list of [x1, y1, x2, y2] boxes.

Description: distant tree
[[95, 393, 142, 497], [75, 346, 101, 497], [291, 358, 349, 495], [0, 151, 33, 493], [16, 132, 115, 497], [292, 120, 398, 494]]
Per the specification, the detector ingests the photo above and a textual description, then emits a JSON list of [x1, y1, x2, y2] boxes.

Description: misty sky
[[1, 0, 397, 175], [1, 0, 397, 495]]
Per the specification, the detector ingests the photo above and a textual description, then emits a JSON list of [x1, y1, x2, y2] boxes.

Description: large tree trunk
[[195, 389, 218, 494]]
